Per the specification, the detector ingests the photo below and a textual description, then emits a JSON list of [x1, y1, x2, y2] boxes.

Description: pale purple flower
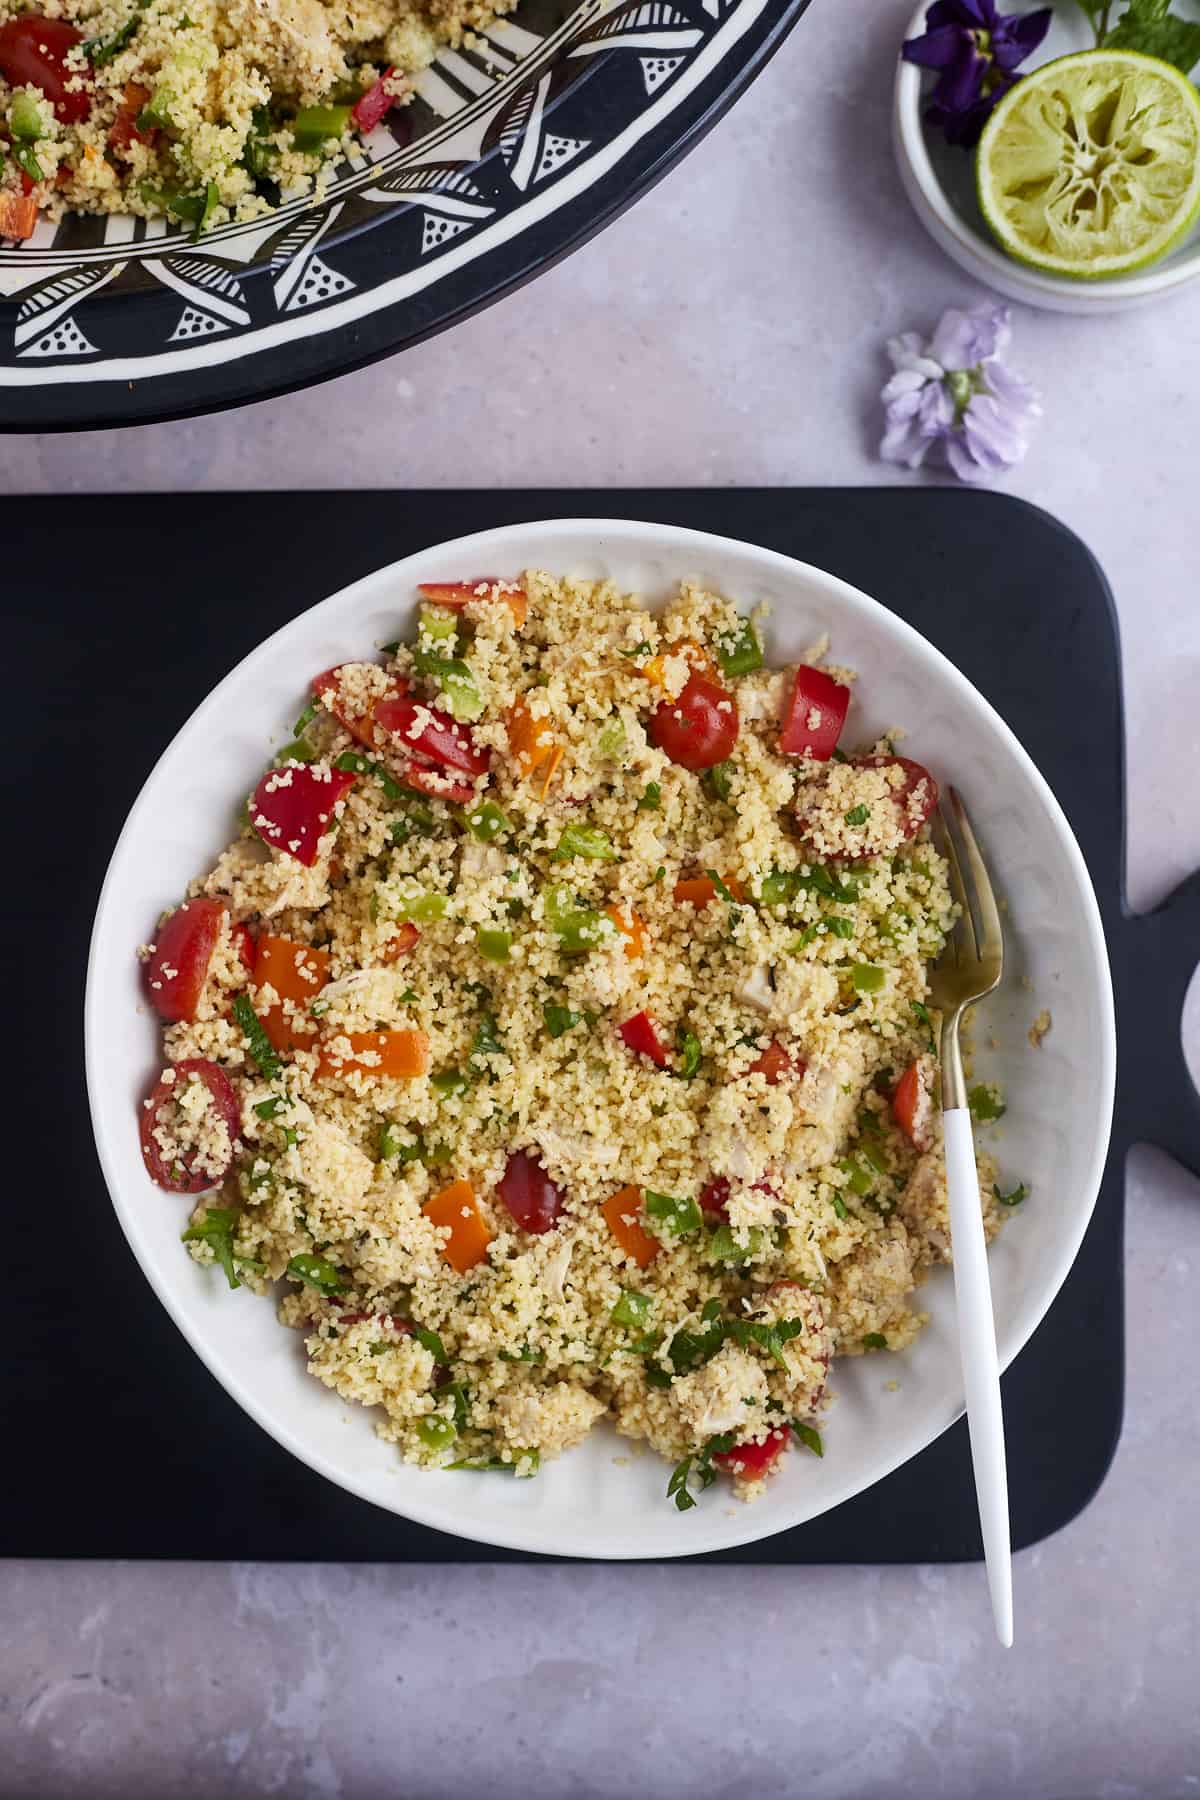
[[880, 303, 1040, 485]]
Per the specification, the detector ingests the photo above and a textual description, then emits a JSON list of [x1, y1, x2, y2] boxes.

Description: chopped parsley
[[993, 1181, 1029, 1207], [969, 1085, 1006, 1123], [844, 803, 870, 827], [791, 1420, 823, 1457], [911, 1000, 936, 1054]]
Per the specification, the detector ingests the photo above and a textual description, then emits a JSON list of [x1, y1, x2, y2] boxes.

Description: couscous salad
[[138, 570, 1008, 1511], [0, 0, 499, 240]]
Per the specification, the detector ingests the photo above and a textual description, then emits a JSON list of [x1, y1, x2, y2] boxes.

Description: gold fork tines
[[929, 788, 1004, 1110]]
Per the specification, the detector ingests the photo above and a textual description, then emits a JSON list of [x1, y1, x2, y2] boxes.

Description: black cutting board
[[6, 487, 1196, 1564]]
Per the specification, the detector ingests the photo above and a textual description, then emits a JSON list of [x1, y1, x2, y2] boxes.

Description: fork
[[928, 787, 1011, 1648]]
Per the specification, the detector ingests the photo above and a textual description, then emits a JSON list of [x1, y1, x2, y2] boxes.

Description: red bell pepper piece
[[618, 1010, 670, 1068], [779, 665, 850, 761], [351, 66, 397, 134], [374, 691, 490, 777], [249, 764, 356, 866]]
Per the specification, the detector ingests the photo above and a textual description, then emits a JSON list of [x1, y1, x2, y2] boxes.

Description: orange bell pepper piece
[[605, 903, 647, 959], [507, 697, 555, 773], [537, 744, 564, 799], [418, 580, 528, 628], [638, 639, 716, 690], [671, 872, 746, 908], [424, 1179, 493, 1272], [602, 1186, 660, 1268], [316, 1029, 431, 1080], [253, 934, 331, 1053], [0, 193, 38, 241]]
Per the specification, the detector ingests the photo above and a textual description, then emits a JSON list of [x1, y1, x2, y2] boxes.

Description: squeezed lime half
[[976, 48, 1200, 279]]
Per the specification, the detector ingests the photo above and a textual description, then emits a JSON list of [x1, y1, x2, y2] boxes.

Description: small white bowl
[[86, 518, 1116, 1559], [893, 0, 1200, 313]]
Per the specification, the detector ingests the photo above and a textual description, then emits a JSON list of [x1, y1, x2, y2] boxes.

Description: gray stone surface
[[3, 0, 1199, 1791]]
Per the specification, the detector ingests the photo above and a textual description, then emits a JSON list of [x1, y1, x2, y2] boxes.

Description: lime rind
[[976, 48, 1200, 280]]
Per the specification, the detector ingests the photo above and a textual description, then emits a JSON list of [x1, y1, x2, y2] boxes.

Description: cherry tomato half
[[139, 1058, 240, 1193], [0, 16, 92, 123], [747, 1039, 805, 1086], [794, 754, 938, 860], [649, 672, 739, 772], [891, 1058, 934, 1152], [143, 898, 226, 1023], [497, 1151, 564, 1235]]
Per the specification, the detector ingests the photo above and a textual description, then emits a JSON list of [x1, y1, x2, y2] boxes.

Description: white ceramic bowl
[[86, 518, 1116, 1559], [893, 1, 1200, 314]]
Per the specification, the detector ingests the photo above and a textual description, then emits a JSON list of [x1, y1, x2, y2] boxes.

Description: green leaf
[[82, 3, 145, 64], [334, 750, 405, 803], [254, 1096, 285, 1121], [844, 804, 869, 827], [182, 1207, 242, 1290], [644, 1190, 702, 1237], [637, 782, 662, 812], [471, 1013, 505, 1062], [830, 1192, 848, 1221], [543, 1002, 582, 1039], [431, 1069, 470, 1097], [413, 1326, 448, 1363], [862, 1332, 889, 1351], [1106, 0, 1200, 70], [911, 1000, 936, 1054], [704, 762, 734, 804], [232, 993, 282, 1081], [791, 1420, 824, 1458], [968, 1084, 1006, 1123], [826, 916, 855, 940], [293, 698, 318, 736], [994, 1181, 1029, 1207], [287, 1253, 344, 1296], [676, 1026, 703, 1081]]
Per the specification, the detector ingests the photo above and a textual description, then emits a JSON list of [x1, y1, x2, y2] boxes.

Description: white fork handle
[[944, 1106, 1013, 1648]]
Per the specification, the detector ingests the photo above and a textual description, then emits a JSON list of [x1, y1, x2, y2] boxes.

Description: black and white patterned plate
[[0, 0, 812, 428]]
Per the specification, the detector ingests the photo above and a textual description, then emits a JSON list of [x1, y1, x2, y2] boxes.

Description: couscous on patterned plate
[[87, 519, 1115, 1556]]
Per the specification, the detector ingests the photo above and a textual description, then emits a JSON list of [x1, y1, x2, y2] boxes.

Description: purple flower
[[880, 303, 1040, 485], [902, 0, 1052, 147]]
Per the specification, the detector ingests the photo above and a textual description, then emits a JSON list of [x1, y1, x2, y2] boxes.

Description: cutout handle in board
[[1115, 868, 1200, 1180]]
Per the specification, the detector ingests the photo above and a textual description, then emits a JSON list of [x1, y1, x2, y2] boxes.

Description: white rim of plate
[[893, 0, 1200, 308], [84, 517, 1117, 1558]]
